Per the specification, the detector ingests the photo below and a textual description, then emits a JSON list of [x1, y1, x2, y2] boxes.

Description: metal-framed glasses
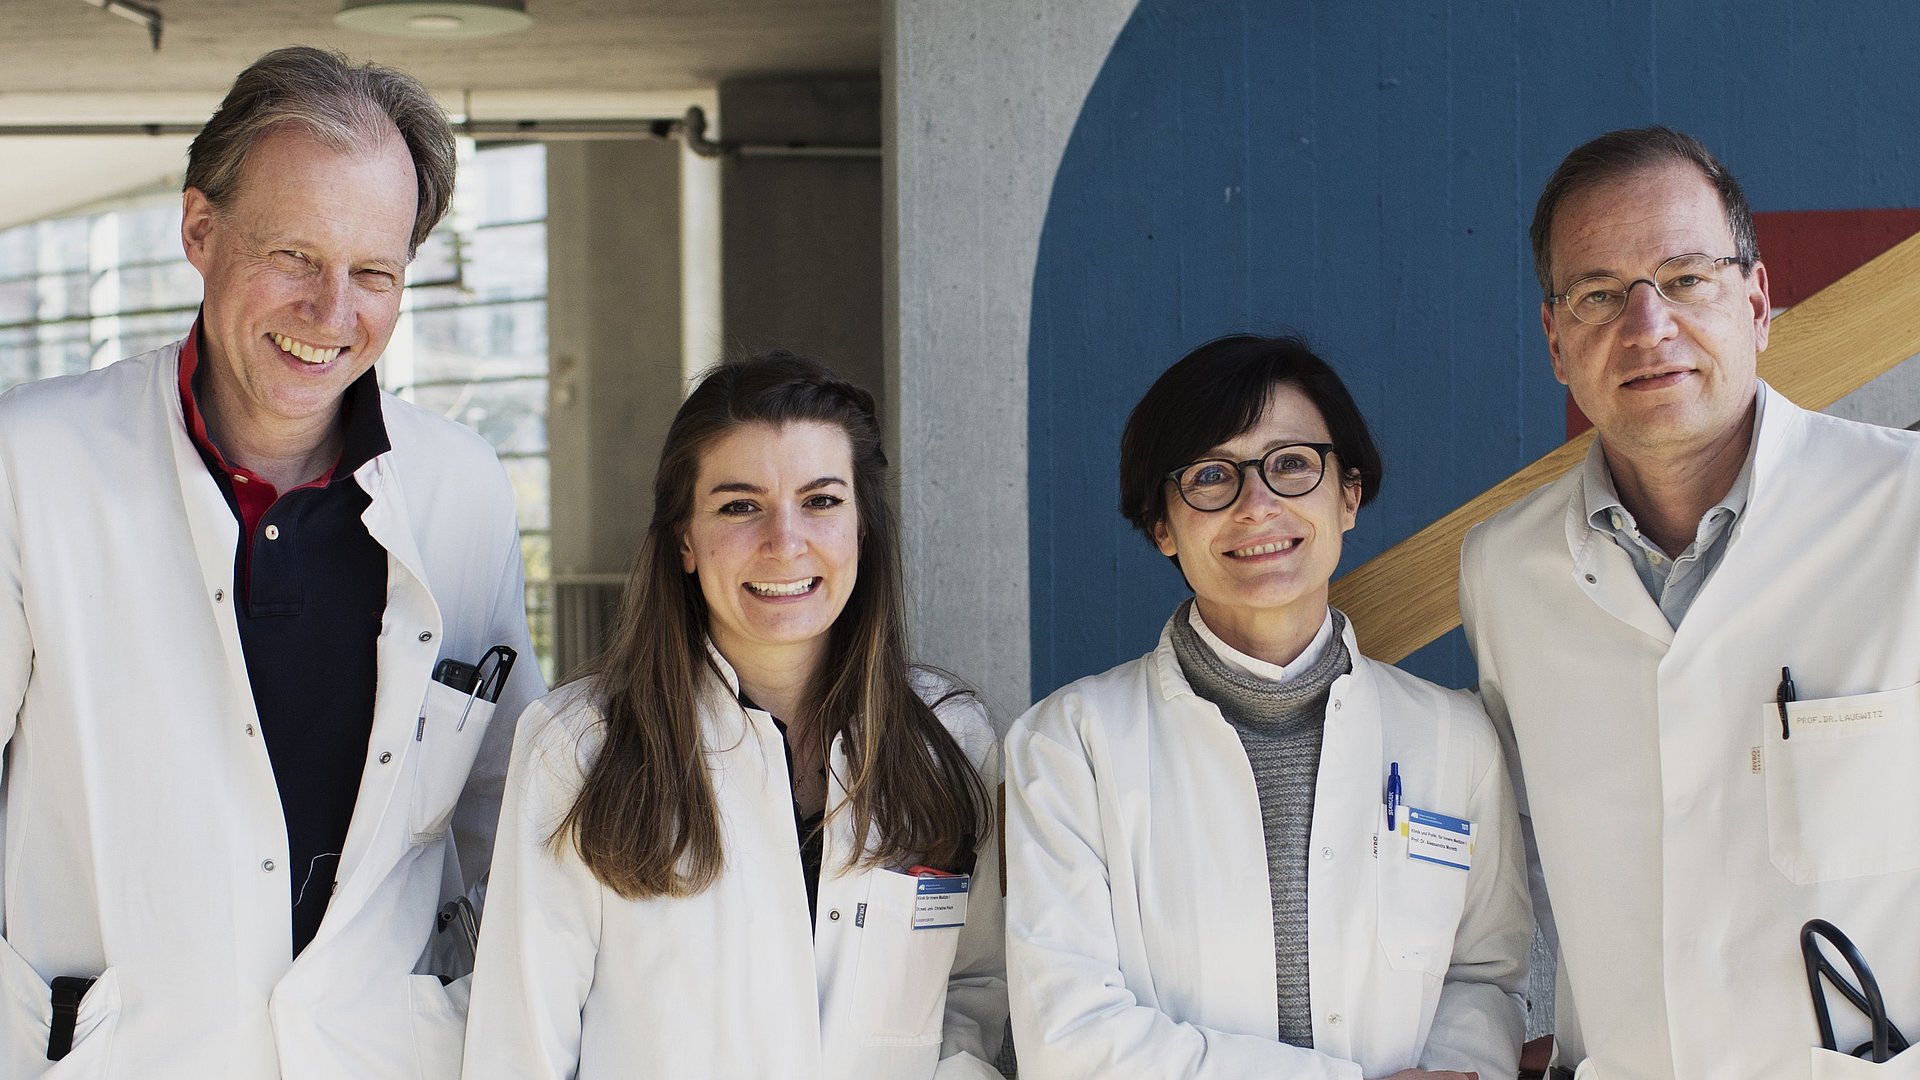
[[1548, 252, 1748, 326], [1166, 442, 1336, 512]]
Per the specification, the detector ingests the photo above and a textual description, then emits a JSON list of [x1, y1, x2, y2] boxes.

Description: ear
[[181, 187, 219, 274], [1542, 301, 1570, 387], [679, 531, 697, 574], [1747, 260, 1773, 354], [1340, 470, 1362, 533], [1151, 517, 1178, 559]]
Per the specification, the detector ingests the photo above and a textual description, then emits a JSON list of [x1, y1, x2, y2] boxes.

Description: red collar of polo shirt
[[177, 323, 340, 542], [176, 321, 391, 557]]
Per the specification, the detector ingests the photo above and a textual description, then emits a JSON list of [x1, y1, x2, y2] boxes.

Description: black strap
[[47, 975, 96, 1061]]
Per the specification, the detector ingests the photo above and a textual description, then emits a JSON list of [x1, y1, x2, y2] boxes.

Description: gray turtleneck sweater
[[1169, 602, 1352, 1048]]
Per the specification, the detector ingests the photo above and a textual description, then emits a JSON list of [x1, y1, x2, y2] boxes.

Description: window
[[0, 140, 554, 672]]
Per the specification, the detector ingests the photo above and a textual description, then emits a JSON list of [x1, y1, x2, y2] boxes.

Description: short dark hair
[[1118, 333, 1383, 544], [186, 46, 456, 256], [1530, 125, 1758, 297]]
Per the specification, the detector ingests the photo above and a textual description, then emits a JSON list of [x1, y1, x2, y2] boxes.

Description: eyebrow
[[706, 476, 848, 496]]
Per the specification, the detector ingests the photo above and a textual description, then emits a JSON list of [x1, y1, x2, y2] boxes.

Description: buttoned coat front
[[462, 656, 1007, 1080], [0, 341, 543, 1079], [1003, 615, 1531, 1080]]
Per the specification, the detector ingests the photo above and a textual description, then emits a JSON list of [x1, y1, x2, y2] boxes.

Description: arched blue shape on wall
[[1028, 0, 1920, 700]]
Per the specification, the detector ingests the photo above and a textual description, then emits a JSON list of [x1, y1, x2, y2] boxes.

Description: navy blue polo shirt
[[178, 323, 391, 957]]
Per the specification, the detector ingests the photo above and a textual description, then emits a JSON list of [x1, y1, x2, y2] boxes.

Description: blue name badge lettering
[[1404, 807, 1473, 871], [912, 874, 970, 930]]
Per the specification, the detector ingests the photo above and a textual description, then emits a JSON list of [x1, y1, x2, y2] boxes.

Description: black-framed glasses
[[1547, 252, 1748, 326], [1166, 442, 1335, 512]]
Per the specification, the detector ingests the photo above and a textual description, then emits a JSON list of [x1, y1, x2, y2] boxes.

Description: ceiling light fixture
[[334, 0, 533, 39]]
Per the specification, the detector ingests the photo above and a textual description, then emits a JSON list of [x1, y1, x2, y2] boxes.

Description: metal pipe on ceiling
[[0, 108, 883, 158]]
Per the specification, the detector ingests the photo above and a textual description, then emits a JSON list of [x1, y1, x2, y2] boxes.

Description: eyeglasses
[[1166, 442, 1335, 512], [1548, 252, 1748, 326]]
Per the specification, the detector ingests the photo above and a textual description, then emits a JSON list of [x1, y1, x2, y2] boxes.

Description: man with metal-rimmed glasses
[[1461, 126, 1920, 1077]]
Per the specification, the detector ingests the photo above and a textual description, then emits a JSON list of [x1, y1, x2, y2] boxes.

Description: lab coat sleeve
[[0, 446, 22, 939], [935, 695, 1010, 1080], [450, 510, 546, 898], [1004, 702, 1363, 1080], [1461, 529, 1578, 1066], [1416, 703, 1531, 1077], [462, 694, 603, 1080]]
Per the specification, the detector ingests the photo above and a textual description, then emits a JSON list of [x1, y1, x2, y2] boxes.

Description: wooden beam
[[1330, 227, 1920, 664]]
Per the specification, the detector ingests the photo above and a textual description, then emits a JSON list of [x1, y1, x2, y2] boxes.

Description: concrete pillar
[[545, 139, 684, 668], [715, 76, 884, 403], [883, 0, 1135, 721]]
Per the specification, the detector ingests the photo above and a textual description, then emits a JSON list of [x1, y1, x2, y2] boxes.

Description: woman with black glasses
[[1004, 334, 1531, 1080]]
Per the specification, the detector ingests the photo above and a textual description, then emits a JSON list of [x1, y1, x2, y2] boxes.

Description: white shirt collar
[[1187, 603, 1335, 682]]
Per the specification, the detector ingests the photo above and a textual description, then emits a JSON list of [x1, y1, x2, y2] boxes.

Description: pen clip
[[1776, 666, 1796, 741], [1385, 761, 1401, 831]]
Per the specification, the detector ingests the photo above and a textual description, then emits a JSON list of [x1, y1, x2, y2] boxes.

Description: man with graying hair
[[1462, 125, 1920, 1077], [0, 46, 542, 1078]]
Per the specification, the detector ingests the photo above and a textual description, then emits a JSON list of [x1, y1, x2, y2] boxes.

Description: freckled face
[[181, 122, 417, 436], [680, 421, 860, 676], [1152, 383, 1360, 644], [1542, 163, 1770, 461]]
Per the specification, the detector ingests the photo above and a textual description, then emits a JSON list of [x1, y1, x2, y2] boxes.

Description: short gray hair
[[1530, 125, 1759, 298], [186, 46, 456, 255]]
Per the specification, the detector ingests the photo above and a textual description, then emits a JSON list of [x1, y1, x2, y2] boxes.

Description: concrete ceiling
[[1, 0, 879, 95], [0, 0, 878, 228]]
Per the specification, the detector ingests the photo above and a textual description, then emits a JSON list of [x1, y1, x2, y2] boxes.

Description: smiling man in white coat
[[0, 47, 542, 1078], [1460, 126, 1920, 1078]]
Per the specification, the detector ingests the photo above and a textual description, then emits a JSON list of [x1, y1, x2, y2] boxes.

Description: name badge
[[1404, 807, 1473, 871], [912, 874, 970, 930]]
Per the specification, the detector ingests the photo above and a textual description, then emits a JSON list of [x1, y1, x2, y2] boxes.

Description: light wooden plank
[[1331, 227, 1920, 663]]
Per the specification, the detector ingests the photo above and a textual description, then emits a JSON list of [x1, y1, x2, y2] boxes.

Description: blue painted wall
[[1027, 0, 1920, 699]]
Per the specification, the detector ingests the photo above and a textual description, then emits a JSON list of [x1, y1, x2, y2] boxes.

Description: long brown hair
[[555, 350, 992, 899]]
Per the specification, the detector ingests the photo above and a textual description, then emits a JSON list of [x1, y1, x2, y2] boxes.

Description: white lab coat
[[0, 341, 544, 1079], [1461, 383, 1920, 1079], [1004, 613, 1531, 1079], [462, 652, 1007, 1080]]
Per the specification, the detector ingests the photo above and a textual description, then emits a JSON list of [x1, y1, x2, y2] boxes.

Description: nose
[[304, 271, 357, 337], [1614, 277, 1679, 349], [764, 505, 807, 558], [1231, 466, 1290, 520]]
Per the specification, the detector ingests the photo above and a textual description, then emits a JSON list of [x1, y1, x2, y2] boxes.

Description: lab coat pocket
[[1761, 682, 1920, 885], [850, 869, 960, 1043], [1810, 1043, 1920, 1078], [1374, 807, 1469, 977], [409, 679, 499, 844], [407, 972, 471, 1080], [0, 942, 123, 1080]]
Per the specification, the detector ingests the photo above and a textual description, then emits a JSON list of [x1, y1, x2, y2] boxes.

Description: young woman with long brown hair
[[464, 352, 1004, 1079]]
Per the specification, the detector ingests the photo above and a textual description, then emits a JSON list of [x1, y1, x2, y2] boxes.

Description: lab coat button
[[379, 751, 392, 764], [245, 724, 255, 737], [418, 630, 433, 643], [1320, 847, 1333, 860], [1584, 573, 1597, 584], [1332, 698, 1342, 711], [264, 524, 280, 541], [1327, 1012, 1343, 1026], [262, 859, 275, 872], [214, 588, 225, 602], [829, 909, 841, 921]]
